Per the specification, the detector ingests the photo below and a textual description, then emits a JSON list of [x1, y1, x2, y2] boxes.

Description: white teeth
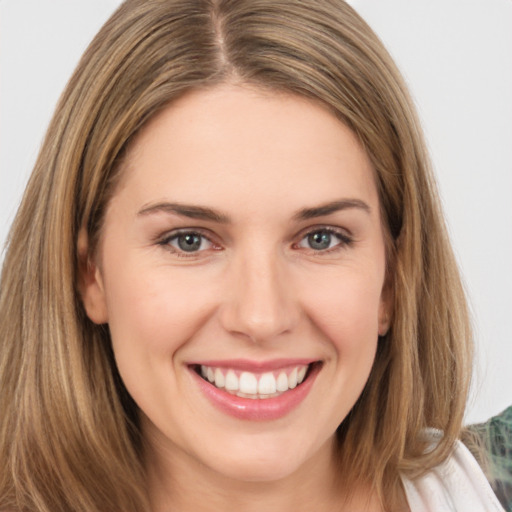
[[288, 367, 298, 389], [276, 372, 289, 392], [237, 392, 259, 399], [225, 370, 238, 391], [258, 372, 277, 394], [199, 364, 312, 396], [239, 372, 258, 394], [214, 368, 225, 388]]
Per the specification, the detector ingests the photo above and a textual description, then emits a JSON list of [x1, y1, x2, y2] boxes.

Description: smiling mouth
[[191, 363, 318, 399]]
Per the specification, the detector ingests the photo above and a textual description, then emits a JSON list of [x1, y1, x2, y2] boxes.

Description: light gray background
[[1, 1, 511, 424]]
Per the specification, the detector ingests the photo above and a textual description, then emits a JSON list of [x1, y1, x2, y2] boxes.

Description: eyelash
[[294, 227, 354, 253], [157, 226, 353, 257], [157, 229, 220, 258]]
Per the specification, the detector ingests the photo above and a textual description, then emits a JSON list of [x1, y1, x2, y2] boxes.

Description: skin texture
[[81, 83, 392, 511]]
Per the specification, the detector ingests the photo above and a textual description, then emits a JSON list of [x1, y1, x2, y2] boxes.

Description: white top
[[401, 432, 505, 512]]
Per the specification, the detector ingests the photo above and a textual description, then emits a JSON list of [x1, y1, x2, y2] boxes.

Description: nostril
[[218, 265, 299, 342]]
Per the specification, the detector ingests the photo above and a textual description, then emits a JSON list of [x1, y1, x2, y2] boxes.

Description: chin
[[197, 432, 327, 485], [211, 454, 305, 484]]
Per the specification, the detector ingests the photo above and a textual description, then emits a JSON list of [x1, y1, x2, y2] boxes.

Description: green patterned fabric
[[468, 406, 512, 512]]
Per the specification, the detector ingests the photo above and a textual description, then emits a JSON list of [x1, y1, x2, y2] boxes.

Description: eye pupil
[[308, 231, 331, 250], [178, 233, 202, 252]]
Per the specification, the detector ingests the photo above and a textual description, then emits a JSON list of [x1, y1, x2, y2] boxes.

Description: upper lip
[[187, 358, 318, 372]]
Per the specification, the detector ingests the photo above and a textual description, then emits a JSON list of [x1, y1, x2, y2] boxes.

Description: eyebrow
[[137, 202, 231, 223], [137, 198, 371, 223], [293, 199, 371, 220]]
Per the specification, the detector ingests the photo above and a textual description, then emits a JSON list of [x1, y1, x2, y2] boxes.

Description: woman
[[0, 0, 507, 510]]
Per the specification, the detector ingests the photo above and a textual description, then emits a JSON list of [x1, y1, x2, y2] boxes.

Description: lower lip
[[190, 364, 320, 421]]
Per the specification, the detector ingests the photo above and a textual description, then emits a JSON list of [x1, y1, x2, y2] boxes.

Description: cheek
[[101, 263, 221, 419], [298, 265, 384, 352], [102, 261, 219, 357]]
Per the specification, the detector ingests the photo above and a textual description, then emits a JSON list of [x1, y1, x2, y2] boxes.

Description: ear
[[378, 270, 394, 337], [77, 229, 109, 324], [378, 303, 391, 336]]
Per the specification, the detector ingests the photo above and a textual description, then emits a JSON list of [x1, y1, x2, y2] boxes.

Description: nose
[[219, 249, 299, 343]]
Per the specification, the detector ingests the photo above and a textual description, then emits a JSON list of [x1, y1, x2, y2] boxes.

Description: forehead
[[116, 83, 379, 216]]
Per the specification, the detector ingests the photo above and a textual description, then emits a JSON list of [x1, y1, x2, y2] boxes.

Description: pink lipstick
[[188, 359, 321, 421]]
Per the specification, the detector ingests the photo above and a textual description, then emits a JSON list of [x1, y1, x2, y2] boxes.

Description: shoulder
[[467, 406, 512, 512], [470, 406, 512, 461], [402, 429, 506, 512]]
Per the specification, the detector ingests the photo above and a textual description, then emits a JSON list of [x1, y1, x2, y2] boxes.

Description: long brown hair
[[0, 1, 472, 510]]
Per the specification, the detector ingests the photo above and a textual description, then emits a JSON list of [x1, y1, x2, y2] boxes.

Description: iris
[[177, 233, 202, 252], [308, 231, 332, 251]]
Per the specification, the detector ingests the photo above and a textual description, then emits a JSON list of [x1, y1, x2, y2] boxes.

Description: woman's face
[[82, 84, 391, 484]]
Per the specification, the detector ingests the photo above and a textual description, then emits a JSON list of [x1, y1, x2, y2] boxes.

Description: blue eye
[[163, 232, 214, 253], [297, 229, 351, 251]]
